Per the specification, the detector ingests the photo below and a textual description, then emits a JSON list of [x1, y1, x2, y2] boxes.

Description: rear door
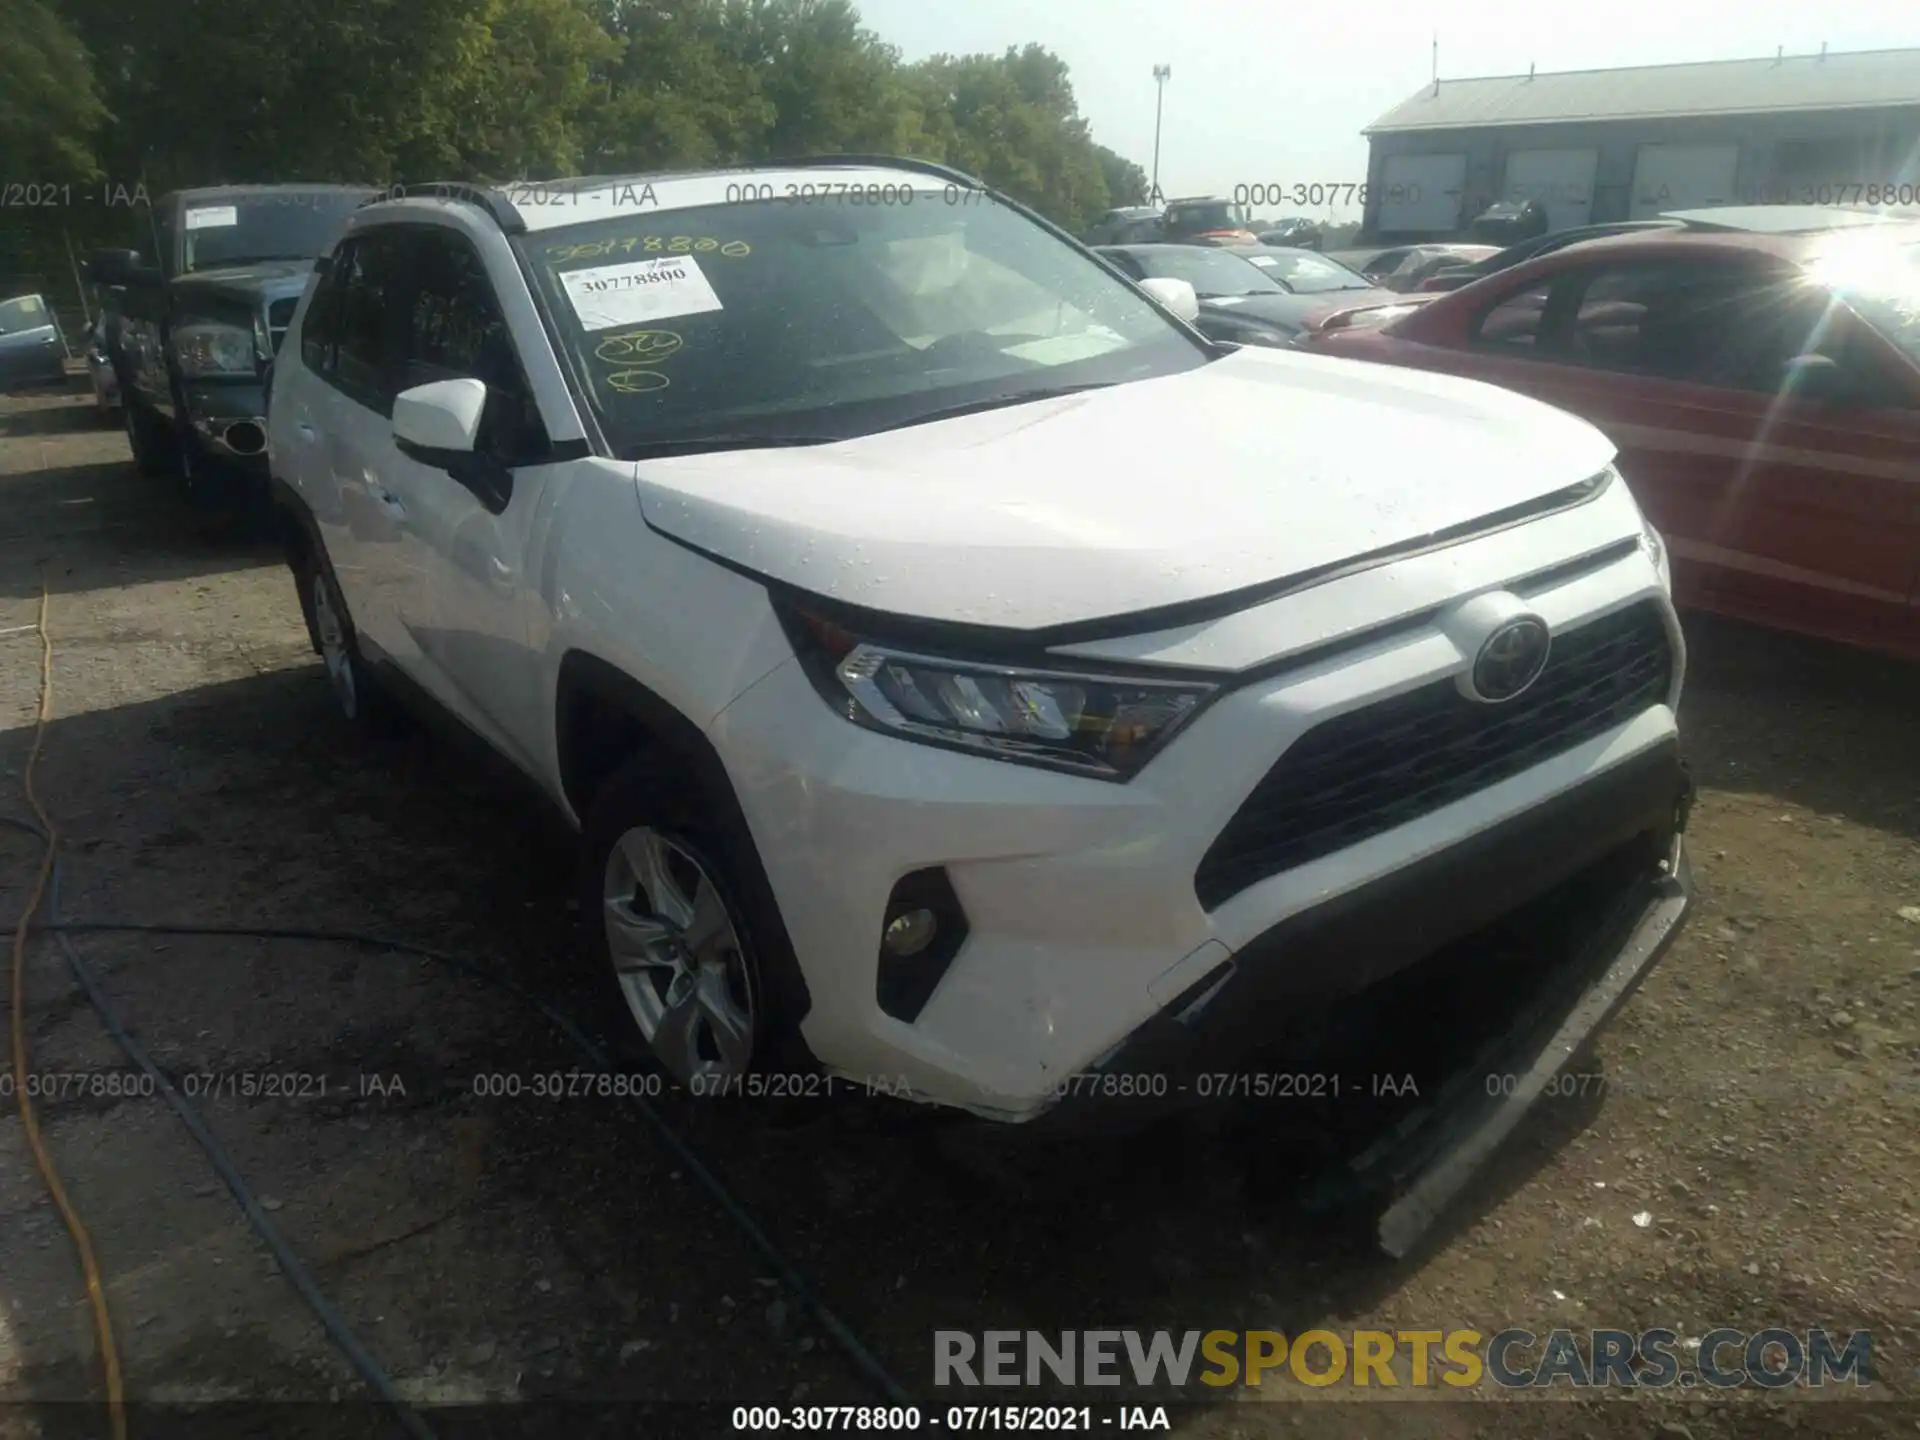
[[0, 295, 63, 387], [309, 227, 417, 662]]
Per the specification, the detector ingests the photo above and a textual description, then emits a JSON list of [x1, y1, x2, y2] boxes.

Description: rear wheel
[[292, 539, 406, 737]]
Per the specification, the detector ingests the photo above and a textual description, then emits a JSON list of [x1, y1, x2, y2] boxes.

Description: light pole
[[1151, 65, 1171, 202]]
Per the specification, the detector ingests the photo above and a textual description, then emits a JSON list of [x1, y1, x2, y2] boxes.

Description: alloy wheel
[[602, 826, 757, 1084], [311, 572, 358, 719]]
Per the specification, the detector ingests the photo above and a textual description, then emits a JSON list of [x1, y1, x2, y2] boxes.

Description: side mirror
[[85, 249, 148, 287], [1139, 276, 1200, 323], [1779, 353, 1849, 404], [394, 378, 486, 454], [393, 377, 514, 512]]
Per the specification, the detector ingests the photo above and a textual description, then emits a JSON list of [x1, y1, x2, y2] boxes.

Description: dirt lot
[[0, 382, 1915, 1440]]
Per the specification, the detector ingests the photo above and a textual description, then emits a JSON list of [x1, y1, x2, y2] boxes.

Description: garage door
[[1629, 143, 1739, 219], [1502, 148, 1597, 230], [1377, 153, 1467, 232]]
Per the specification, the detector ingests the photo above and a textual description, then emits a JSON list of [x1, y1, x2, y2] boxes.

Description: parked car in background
[[267, 161, 1694, 1234], [1469, 198, 1550, 246], [1083, 205, 1165, 245], [1097, 243, 1315, 345], [1299, 214, 1920, 661], [0, 293, 70, 390], [1211, 244, 1407, 336], [87, 183, 376, 511], [1362, 244, 1502, 292], [1416, 221, 1687, 293], [1259, 217, 1323, 250], [85, 313, 120, 416], [1162, 195, 1260, 245]]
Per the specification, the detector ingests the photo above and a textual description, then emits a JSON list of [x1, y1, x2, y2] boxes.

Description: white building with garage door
[[1359, 46, 1920, 242]]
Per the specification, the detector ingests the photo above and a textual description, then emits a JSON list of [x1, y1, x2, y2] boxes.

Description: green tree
[[906, 45, 1112, 231], [1093, 144, 1153, 208], [0, 0, 109, 181]]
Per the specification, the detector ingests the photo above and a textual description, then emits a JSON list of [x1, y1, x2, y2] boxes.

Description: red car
[[1299, 213, 1920, 661]]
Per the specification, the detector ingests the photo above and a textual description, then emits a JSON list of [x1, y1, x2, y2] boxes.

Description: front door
[[1440, 257, 1920, 649], [374, 223, 553, 767]]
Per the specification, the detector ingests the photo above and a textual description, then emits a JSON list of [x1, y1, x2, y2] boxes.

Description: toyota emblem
[[1469, 617, 1551, 703]]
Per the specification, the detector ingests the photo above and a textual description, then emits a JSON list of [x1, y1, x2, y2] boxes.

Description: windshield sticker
[[548, 235, 751, 264], [560, 255, 724, 331], [595, 330, 683, 364], [184, 205, 239, 230]]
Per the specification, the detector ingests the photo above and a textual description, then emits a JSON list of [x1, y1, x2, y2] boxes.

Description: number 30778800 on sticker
[[559, 255, 724, 331]]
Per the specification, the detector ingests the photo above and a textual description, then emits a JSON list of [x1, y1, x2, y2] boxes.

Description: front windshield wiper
[[872, 380, 1120, 434], [623, 434, 843, 460], [189, 254, 316, 270]]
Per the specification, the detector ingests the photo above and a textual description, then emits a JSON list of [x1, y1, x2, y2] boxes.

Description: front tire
[[578, 759, 814, 1099]]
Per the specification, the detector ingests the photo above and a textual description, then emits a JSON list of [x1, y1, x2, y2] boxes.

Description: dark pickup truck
[[87, 184, 374, 510]]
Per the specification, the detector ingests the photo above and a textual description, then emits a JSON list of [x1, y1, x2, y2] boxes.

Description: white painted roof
[[498, 166, 965, 232]]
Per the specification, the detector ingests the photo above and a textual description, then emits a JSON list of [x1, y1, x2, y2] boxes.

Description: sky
[[853, 0, 1918, 218]]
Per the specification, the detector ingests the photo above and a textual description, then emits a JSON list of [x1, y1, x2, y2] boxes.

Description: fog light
[[875, 868, 969, 1023], [882, 907, 938, 957]]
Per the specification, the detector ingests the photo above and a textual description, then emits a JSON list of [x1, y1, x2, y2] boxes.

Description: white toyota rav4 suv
[[268, 159, 1692, 1217]]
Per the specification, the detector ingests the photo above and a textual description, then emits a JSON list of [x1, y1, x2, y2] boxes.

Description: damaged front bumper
[[1035, 740, 1696, 1254]]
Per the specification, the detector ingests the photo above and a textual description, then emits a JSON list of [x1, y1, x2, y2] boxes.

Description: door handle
[[296, 421, 319, 443], [371, 485, 407, 519]]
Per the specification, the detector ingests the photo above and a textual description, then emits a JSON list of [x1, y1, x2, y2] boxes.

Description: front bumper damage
[[1037, 740, 1695, 1256]]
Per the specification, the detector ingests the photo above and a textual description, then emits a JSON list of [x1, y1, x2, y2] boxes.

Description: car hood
[[632, 347, 1619, 631], [173, 260, 315, 308], [1205, 288, 1403, 333]]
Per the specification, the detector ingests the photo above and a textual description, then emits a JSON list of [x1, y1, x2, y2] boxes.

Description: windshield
[[521, 193, 1208, 455], [1125, 247, 1284, 298], [1166, 201, 1247, 234], [1239, 251, 1371, 293], [180, 192, 367, 273], [0, 294, 49, 333], [1806, 235, 1920, 366]]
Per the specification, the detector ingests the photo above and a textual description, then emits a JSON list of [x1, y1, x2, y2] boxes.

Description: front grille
[[1194, 600, 1674, 909], [267, 298, 298, 353]]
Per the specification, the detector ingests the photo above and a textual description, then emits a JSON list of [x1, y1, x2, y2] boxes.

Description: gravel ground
[[0, 382, 1914, 1440]]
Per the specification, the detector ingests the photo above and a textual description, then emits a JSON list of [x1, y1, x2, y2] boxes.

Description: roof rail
[[761, 153, 987, 189], [357, 181, 524, 233]]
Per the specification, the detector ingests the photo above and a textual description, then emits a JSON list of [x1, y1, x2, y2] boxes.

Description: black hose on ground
[[1, 814, 914, 1425]]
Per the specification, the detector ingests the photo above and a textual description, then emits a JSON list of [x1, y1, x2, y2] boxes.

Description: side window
[[331, 229, 411, 416], [403, 228, 550, 464], [1558, 261, 1819, 390], [1699, 280, 1891, 401], [300, 245, 349, 375], [1471, 283, 1553, 351]]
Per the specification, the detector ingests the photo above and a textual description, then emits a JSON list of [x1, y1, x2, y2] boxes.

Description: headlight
[[1639, 517, 1671, 594], [173, 320, 258, 377], [780, 605, 1217, 780]]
